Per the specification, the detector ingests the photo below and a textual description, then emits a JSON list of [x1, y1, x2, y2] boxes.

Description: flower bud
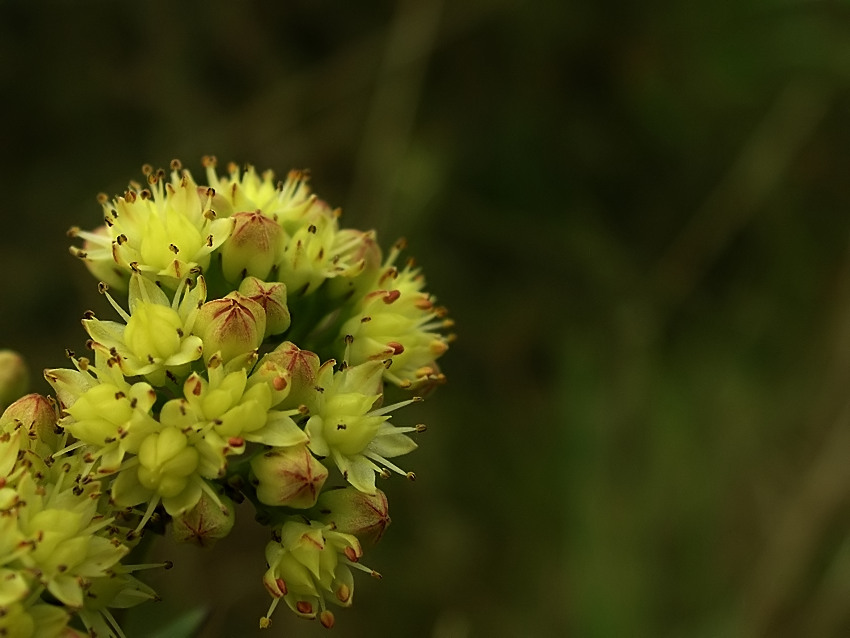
[[195, 292, 266, 364], [251, 445, 328, 509], [171, 490, 236, 547], [0, 350, 28, 408], [317, 487, 390, 545], [238, 277, 291, 337], [0, 393, 59, 449], [258, 342, 322, 412], [220, 211, 285, 283]]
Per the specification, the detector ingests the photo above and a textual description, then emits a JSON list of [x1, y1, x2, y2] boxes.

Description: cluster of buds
[[0, 158, 453, 634]]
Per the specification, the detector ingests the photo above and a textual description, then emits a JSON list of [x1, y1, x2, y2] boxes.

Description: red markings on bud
[[263, 578, 283, 598]]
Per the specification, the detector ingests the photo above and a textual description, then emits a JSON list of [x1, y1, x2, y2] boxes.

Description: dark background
[[4, 0, 850, 636]]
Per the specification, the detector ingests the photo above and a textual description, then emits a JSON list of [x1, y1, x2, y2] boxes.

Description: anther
[[414, 297, 433, 310], [320, 610, 335, 628]]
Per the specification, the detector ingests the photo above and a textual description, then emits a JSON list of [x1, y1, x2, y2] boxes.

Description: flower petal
[[246, 412, 308, 448], [368, 427, 417, 459]]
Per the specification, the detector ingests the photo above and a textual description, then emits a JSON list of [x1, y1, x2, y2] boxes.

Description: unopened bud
[[0, 393, 59, 448], [171, 490, 236, 547], [258, 342, 321, 411], [195, 292, 266, 363], [0, 351, 28, 408], [251, 445, 328, 509], [220, 211, 285, 283], [317, 487, 390, 545], [238, 277, 291, 337]]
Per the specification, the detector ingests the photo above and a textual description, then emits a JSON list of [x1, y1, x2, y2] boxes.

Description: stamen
[[133, 496, 161, 536], [367, 396, 422, 417], [98, 283, 131, 323]]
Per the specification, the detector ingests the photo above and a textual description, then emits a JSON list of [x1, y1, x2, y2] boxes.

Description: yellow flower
[[260, 519, 371, 629], [82, 274, 206, 387], [339, 241, 452, 389], [204, 159, 370, 296], [304, 361, 422, 494], [69, 161, 233, 290]]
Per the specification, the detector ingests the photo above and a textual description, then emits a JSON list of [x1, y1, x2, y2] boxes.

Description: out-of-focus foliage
[[3, 0, 850, 636]]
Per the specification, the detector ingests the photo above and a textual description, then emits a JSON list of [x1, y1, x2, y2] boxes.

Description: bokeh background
[[3, 0, 850, 636]]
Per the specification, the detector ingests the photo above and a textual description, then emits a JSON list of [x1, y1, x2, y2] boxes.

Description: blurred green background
[[3, 0, 850, 636]]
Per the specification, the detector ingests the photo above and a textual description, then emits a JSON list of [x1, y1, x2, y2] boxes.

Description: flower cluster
[[1, 158, 452, 634], [0, 393, 159, 637]]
